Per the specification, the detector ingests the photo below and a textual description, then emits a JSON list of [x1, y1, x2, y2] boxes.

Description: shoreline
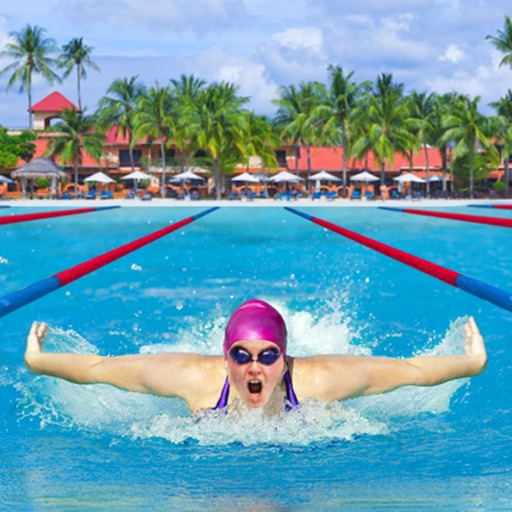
[[1, 197, 511, 208]]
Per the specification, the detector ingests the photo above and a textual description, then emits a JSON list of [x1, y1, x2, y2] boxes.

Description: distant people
[[380, 183, 388, 202]]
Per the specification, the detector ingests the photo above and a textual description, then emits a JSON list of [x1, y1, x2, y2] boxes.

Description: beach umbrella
[[170, 170, 205, 182], [393, 172, 426, 183], [120, 170, 152, 181], [231, 172, 260, 183], [269, 171, 304, 183], [308, 171, 342, 182], [0, 176, 14, 184], [350, 171, 379, 182], [426, 174, 448, 182], [84, 172, 115, 184]]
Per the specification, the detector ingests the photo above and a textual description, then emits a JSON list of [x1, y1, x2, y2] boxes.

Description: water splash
[[17, 309, 471, 445]]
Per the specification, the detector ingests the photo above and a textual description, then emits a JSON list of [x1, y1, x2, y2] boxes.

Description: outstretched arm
[[24, 322, 217, 401], [302, 317, 487, 402]]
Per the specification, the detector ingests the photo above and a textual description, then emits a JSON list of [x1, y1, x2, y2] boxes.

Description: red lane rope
[[0, 207, 117, 226]]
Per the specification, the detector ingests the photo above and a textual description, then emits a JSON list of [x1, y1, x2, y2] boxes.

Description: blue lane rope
[[0, 207, 219, 318], [285, 207, 512, 313]]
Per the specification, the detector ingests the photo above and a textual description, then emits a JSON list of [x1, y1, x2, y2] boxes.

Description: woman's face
[[226, 339, 285, 408]]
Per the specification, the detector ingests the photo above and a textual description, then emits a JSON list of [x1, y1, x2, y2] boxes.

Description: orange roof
[[292, 146, 443, 173], [31, 92, 78, 112]]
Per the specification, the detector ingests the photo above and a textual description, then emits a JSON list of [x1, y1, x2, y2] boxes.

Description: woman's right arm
[[24, 321, 213, 399]]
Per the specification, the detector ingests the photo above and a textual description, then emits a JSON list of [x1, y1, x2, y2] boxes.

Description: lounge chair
[[311, 191, 322, 200], [61, 192, 73, 200], [86, 189, 96, 200], [365, 191, 374, 200], [141, 193, 152, 201], [125, 189, 136, 200], [229, 191, 241, 200], [326, 191, 337, 201], [350, 190, 361, 200], [100, 190, 113, 200], [190, 190, 201, 200]]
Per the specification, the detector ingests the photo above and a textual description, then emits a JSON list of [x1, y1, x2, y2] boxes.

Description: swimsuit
[[213, 369, 299, 411]]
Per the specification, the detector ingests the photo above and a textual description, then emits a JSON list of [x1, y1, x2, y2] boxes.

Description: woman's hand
[[26, 321, 48, 354]]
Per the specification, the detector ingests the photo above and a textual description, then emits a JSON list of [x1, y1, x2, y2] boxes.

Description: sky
[[0, 0, 511, 129]]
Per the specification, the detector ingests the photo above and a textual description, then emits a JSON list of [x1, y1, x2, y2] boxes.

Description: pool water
[[1, 205, 511, 510]]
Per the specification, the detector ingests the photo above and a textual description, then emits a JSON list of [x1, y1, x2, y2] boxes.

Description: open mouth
[[248, 380, 262, 394]]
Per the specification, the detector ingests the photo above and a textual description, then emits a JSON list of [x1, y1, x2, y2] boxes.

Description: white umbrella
[[231, 172, 260, 183], [350, 171, 379, 182], [170, 170, 205, 182], [426, 174, 445, 182], [308, 171, 342, 182], [0, 175, 14, 184], [393, 172, 425, 183], [84, 172, 115, 184], [269, 171, 304, 183], [120, 170, 152, 181]]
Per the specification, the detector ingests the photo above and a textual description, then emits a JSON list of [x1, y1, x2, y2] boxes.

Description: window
[[275, 150, 287, 167], [119, 149, 142, 167]]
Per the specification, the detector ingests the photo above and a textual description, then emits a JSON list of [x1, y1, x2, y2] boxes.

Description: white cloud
[[438, 44, 467, 63]]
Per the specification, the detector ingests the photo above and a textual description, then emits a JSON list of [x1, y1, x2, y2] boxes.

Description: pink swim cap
[[223, 299, 287, 356]]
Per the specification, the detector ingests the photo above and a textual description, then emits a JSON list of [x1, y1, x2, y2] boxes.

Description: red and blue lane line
[[0, 207, 218, 318], [285, 207, 512, 314], [0, 205, 120, 226], [378, 206, 512, 228], [468, 204, 512, 210], [0, 206, 10, 209]]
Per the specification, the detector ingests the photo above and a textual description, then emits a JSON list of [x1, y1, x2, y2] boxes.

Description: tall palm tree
[[189, 82, 248, 199], [490, 90, 512, 192], [314, 65, 370, 196], [58, 37, 100, 110], [170, 74, 207, 172], [486, 16, 512, 69], [273, 81, 323, 177], [97, 76, 146, 172], [352, 73, 418, 183], [45, 107, 105, 196], [0, 24, 60, 129], [407, 91, 437, 195], [134, 83, 176, 197], [441, 96, 499, 198]]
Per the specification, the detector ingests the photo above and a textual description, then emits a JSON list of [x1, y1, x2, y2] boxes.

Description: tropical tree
[[134, 83, 176, 197], [45, 107, 105, 196], [486, 16, 512, 70], [314, 65, 370, 196], [273, 81, 323, 177], [0, 127, 36, 169], [58, 37, 100, 110], [407, 91, 437, 195], [189, 82, 248, 199], [169, 74, 207, 172], [0, 24, 60, 129], [490, 90, 512, 192], [441, 96, 499, 198], [352, 73, 418, 183], [97, 76, 146, 172]]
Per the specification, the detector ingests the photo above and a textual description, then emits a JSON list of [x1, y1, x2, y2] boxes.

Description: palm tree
[[0, 24, 60, 129], [273, 81, 323, 177], [134, 83, 176, 197], [490, 90, 512, 192], [58, 37, 100, 110], [441, 96, 499, 198], [352, 73, 418, 184], [407, 91, 437, 195], [189, 82, 248, 199], [486, 16, 512, 69], [97, 76, 146, 172], [45, 107, 105, 196], [314, 65, 370, 196], [170, 74, 207, 172]]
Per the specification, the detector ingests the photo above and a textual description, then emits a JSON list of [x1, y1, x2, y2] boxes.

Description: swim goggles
[[229, 346, 281, 366]]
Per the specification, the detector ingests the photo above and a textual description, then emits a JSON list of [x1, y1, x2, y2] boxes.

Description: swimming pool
[[1, 205, 511, 510]]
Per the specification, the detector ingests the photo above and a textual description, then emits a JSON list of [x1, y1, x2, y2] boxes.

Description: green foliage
[[494, 180, 506, 192], [36, 178, 50, 188], [0, 127, 36, 169], [452, 153, 492, 187]]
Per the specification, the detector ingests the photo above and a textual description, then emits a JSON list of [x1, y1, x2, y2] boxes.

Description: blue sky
[[0, 0, 511, 128]]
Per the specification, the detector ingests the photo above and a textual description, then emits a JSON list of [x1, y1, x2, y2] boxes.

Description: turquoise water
[[1, 205, 511, 510]]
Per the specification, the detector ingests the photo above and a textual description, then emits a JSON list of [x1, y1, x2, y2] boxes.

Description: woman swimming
[[25, 299, 487, 415]]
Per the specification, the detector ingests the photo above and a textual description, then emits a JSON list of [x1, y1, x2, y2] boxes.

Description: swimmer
[[25, 299, 487, 415]]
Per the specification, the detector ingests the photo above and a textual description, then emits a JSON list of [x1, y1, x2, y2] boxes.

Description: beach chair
[[365, 191, 374, 200], [100, 190, 113, 200], [229, 191, 241, 200], [125, 189, 136, 200], [311, 191, 322, 200], [326, 191, 337, 201], [190, 190, 201, 200], [141, 193, 152, 201], [86, 189, 96, 200], [350, 190, 361, 200]]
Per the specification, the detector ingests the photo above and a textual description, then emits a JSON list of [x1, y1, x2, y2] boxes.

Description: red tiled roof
[[31, 92, 78, 112]]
